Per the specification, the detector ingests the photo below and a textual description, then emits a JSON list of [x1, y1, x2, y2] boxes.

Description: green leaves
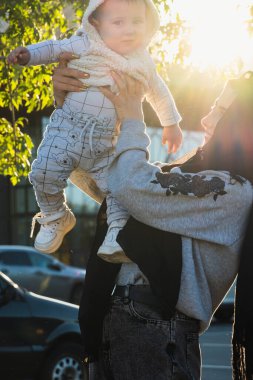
[[0, 117, 33, 185], [0, 0, 84, 185], [0, 54, 44, 184]]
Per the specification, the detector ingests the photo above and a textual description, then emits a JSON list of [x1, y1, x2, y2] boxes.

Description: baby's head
[[89, 0, 148, 55]]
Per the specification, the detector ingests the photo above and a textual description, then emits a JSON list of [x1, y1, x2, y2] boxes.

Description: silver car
[[0, 245, 86, 304]]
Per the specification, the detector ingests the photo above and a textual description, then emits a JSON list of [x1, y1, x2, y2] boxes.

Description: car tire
[[41, 342, 88, 380], [70, 283, 83, 305]]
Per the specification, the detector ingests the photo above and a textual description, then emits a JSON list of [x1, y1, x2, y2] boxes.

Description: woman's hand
[[99, 71, 147, 122], [52, 52, 89, 107]]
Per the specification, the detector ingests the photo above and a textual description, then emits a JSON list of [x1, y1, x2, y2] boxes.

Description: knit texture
[[107, 116, 253, 333], [70, 0, 160, 89]]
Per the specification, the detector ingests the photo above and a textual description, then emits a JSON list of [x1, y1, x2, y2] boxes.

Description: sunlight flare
[[162, 0, 253, 71]]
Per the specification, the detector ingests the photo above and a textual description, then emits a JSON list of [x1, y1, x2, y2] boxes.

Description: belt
[[112, 285, 164, 308], [112, 285, 196, 322]]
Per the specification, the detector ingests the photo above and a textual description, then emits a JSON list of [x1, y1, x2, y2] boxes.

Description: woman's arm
[[99, 71, 146, 122], [99, 73, 252, 247]]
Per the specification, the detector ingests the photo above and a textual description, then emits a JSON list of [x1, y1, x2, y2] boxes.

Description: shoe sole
[[97, 248, 132, 264], [35, 213, 76, 254]]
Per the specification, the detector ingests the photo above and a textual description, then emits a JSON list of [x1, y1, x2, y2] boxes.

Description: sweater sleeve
[[145, 71, 182, 127], [26, 34, 89, 66], [107, 119, 253, 246]]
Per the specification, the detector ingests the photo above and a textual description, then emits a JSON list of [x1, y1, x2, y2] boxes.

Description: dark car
[[0, 272, 87, 380], [0, 245, 85, 304], [214, 281, 236, 322]]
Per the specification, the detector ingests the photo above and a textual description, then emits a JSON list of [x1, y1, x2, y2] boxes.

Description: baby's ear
[[89, 16, 99, 27]]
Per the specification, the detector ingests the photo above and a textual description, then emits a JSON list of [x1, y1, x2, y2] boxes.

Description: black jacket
[[78, 200, 182, 359]]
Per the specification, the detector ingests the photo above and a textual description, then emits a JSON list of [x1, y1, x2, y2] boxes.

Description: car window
[[0, 277, 9, 294], [0, 251, 32, 266], [29, 252, 55, 268]]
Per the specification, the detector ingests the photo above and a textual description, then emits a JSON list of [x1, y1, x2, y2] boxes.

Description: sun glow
[[164, 0, 253, 72]]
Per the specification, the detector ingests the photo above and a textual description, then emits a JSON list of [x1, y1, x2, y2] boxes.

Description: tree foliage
[[0, 0, 83, 184], [0, 0, 184, 185]]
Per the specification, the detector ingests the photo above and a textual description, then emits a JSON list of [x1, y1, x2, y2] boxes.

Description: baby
[[8, 0, 182, 263]]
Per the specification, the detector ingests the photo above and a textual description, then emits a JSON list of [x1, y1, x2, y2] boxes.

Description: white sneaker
[[97, 227, 131, 264], [31, 208, 76, 254]]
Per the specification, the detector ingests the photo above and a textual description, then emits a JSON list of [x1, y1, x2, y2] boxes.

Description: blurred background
[[1, 0, 253, 267]]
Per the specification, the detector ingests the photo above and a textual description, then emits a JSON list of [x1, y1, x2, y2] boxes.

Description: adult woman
[[53, 54, 253, 379]]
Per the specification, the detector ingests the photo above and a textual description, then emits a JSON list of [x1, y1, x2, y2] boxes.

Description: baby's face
[[93, 0, 147, 55]]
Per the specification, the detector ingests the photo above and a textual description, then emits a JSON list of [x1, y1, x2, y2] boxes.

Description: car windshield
[[29, 252, 59, 268], [0, 251, 32, 266]]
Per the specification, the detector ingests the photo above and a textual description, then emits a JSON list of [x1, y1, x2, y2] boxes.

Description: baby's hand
[[162, 124, 183, 153], [7, 47, 30, 66]]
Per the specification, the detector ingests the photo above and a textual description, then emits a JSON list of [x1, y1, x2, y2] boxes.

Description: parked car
[[0, 271, 87, 380], [214, 281, 236, 322], [0, 245, 85, 305]]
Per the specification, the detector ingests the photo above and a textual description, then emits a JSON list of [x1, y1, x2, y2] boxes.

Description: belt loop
[[123, 284, 130, 305]]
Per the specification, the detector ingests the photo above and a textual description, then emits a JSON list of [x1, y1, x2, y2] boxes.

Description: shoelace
[[79, 116, 98, 152], [30, 209, 67, 238]]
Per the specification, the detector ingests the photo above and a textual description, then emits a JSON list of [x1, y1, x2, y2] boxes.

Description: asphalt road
[[200, 321, 233, 380]]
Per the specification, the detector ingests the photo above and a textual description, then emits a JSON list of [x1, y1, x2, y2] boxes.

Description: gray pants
[[29, 108, 128, 225], [89, 293, 201, 380]]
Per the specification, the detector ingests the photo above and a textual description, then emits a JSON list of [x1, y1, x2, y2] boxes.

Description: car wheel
[[70, 283, 83, 305], [41, 342, 88, 380]]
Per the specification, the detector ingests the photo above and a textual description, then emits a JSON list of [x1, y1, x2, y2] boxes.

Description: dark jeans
[[89, 293, 201, 380]]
